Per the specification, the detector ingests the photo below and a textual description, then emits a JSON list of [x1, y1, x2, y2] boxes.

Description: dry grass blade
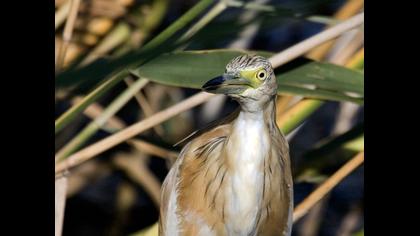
[[55, 78, 150, 161], [275, 0, 363, 119], [269, 13, 363, 67], [55, 14, 364, 175], [328, 28, 363, 65], [55, 0, 71, 30], [55, 70, 129, 134], [72, 96, 126, 130], [55, 92, 215, 174], [55, 0, 217, 133], [55, 175, 68, 236], [56, 0, 81, 71], [299, 196, 330, 236], [127, 139, 178, 159], [80, 22, 131, 66], [76, 98, 174, 206], [113, 153, 162, 207], [336, 205, 362, 236], [306, 0, 364, 60], [124, 78, 165, 136], [73, 96, 175, 159], [293, 151, 364, 223]]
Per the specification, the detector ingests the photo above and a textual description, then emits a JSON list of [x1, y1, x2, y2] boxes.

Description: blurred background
[[55, 0, 364, 235]]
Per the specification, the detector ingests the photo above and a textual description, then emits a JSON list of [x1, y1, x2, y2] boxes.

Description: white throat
[[224, 110, 270, 235]]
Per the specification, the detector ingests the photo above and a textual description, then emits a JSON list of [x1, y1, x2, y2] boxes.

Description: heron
[[159, 54, 293, 236]]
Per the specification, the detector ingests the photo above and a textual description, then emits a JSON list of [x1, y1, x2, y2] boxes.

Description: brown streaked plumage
[[159, 55, 293, 236]]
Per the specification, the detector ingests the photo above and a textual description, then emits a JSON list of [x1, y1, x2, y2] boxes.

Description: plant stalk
[[56, 78, 149, 161]]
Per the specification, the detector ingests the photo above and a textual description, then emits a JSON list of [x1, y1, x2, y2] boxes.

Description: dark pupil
[[259, 72, 265, 78]]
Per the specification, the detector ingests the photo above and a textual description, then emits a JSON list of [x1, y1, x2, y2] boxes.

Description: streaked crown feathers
[[226, 54, 273, 76]]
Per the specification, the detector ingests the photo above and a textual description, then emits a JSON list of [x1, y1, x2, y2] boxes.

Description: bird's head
[[202, 54, 278, 110]]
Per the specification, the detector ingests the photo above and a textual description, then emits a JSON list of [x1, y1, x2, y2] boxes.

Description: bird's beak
[[202, 74, 252, 95]]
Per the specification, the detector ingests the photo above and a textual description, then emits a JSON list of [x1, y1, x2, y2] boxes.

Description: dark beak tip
[[201, 81, 212, 89], [202, 76, 224, 91]]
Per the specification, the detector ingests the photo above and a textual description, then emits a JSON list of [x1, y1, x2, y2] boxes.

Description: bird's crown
[[226, 54, 273, 76]]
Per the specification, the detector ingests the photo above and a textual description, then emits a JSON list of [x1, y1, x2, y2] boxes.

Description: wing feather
[[173, 107, 240, 147]]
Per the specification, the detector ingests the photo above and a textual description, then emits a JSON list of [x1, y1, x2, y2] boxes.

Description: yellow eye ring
[[256, 70, 267, 80]]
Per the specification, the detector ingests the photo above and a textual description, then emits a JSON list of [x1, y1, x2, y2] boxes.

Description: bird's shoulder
[[180, 123, 231, 160], [173, 108, 240, 147]]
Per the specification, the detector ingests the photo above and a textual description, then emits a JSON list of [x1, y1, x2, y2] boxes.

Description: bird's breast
[[223, 111, 271, 234]]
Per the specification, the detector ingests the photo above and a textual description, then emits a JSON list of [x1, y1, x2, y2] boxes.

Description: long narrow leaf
[[130, 50, 364, 103]]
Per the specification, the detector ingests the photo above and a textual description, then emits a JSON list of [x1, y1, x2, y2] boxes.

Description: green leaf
[[130, 50, 364, 104], [276, 58, 364, 103]]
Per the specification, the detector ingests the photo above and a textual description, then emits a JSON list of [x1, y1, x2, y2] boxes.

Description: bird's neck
[[229, 97, 277, 163], [236, 96, 277, 131], [222, 97, 277, 233], [229, 109, 271, 164], [226, 95, 281, 173], [227, 96, 277, 169], [226, 96, 278, 171]]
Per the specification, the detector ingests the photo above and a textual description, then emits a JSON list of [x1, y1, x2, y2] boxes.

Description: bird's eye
[[256, 70, 267, 80]]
